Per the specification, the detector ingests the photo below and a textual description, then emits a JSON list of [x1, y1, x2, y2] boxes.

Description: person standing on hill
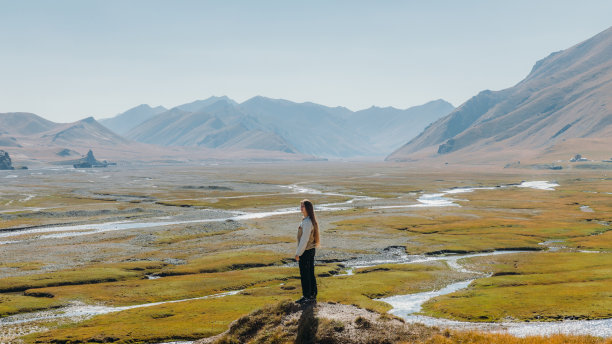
[[295, 199, 320, 304]]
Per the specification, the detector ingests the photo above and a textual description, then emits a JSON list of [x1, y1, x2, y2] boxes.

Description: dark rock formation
[[0, 150, 15, 170], [73, 150, 114, 168]]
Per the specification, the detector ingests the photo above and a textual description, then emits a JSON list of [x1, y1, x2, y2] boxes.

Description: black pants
[[299, 248, 317, 299]]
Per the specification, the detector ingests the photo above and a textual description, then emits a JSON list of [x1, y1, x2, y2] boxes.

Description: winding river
[[0, 180, 558, 244], [376, 248, 612, 337], [5, 180, 608, 338], [0, 290, 242, 327]]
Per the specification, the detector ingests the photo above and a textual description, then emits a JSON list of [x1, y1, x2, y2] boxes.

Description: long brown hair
[[302, 199, 320, 247]]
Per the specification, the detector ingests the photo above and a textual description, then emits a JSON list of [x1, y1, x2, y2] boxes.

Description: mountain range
[[0, 97, 453, 163], [387, 26, 612, 164], [102, 96, 454, 158], [4, 26, 611, 165], [0, 112, 309, 164], [99, 104, 167, 135]]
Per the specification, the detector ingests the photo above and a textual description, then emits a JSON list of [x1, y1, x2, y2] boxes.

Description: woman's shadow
[[296, 303, 318, 344]]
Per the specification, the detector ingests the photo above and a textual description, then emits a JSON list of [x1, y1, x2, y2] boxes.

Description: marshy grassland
[[0, 162, 610, 343]]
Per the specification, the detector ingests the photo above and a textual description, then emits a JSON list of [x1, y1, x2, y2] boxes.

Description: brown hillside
[[387, 26, 612, 164]]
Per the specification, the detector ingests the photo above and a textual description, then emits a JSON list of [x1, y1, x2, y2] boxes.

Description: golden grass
[[0, 261, 45, 271], [25, 293, 296, 344], [0, 261, 167, 293], [21, 262, 462, 343], [0, 294, 64, 317], [156, 194, 350, 210], [159, 250, 288, 276], [6, 170, 612, 343], [332, 215, 440, 233], [572, 230, 612, 251], [331, 183, 610, 254], [420, 331, 612, 344], [422, 252, 612, 321], [150, 189, 243, 200], [318, 261, 470, 313], [153, 228, 243, 245], [331, 214, 546, 254], [12, 193, 114, 208], [169, 236, 294, 253], [0, 218, 41, 229], [26, 264, 339, 306]]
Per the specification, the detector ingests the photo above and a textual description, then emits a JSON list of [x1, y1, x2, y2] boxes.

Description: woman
[[295, 199, 320, 304]]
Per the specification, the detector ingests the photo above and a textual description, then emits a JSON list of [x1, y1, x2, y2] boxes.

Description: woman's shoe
[[295, 297, 307, 304], [305, 297, 317, 304]]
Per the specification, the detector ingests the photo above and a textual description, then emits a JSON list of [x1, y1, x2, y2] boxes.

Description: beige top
[[296, 216, 315, 256]]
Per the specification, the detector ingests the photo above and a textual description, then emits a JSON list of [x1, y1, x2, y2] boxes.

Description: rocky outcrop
[[196, 301, 437, 344], [0, 150, 15, 170], [73, 150, 114, 168]]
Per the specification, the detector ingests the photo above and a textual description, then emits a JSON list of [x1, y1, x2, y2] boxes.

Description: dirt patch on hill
[[196, 301, 437, 344]]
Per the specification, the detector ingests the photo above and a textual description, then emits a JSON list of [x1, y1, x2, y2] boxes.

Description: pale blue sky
[[1, 1, 611, 122]]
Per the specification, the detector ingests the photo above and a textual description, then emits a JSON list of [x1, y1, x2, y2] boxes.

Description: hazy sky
[[1, 1, 611, 122]]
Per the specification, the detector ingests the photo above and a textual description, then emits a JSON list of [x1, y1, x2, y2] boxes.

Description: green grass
[[7, 171, 612, 342], [0, 261, 45, 271], [318, 261, 471, 313], [26, 264, 340, 306], [424, 331, 611, 344], [156, 194, 350, 210], [422, 252, 612, 321], [159, 250, 289, 276], [331, 187, 609, 254], [331, 214, 548, 254], [0, 294, 64, 317], [0, 261, 167, 293], [153, 227, 243, 245], [25, 293, 296, 344], [571, 230, 612, 251], [22, 262, 462, 343]]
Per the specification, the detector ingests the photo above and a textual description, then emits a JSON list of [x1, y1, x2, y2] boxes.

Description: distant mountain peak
[[99, 104, 168, 135], [243, 96, 293, 105], [175, 96, 238, 113], [245, 95, 268, 102], [427, 99, 455, 107], [0, 112, 57, 136], [126, 104, 166, 113]]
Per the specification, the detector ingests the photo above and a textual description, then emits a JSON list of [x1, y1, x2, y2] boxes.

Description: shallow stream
[[6, 179, 605, 338], [0, 180, 559, 244], [376, 248, 612, 337]]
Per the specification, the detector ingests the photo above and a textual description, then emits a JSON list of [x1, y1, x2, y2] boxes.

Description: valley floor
[[0, 162, 610, 343]]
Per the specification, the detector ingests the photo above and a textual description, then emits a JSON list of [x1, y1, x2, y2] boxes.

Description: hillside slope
[[238, 96, 372, 157], [41, 117, 131, 147], [0, 113, 307, 163], [120, 96, 453, 158], [99, 104, 167, 135], [387, 26, 612, 163], [127, 99, 297, 153], [349, 99, 454, 153]]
